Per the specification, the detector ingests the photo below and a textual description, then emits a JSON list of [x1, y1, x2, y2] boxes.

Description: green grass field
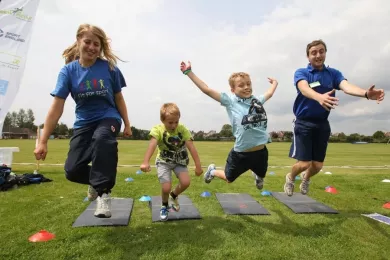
[[0, 140, 389, 260]]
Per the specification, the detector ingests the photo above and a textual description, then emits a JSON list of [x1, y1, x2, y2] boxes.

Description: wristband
[[365, 91, 369, 100], [183, 69, 191, 75]]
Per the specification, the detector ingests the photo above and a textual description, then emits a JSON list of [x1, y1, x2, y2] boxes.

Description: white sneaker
[[204, 164, 216, 184], [87, 185, 98, 201], [284, 173, 295, 196], [300, 178, 310, 195], [94, 193, 111, 218]]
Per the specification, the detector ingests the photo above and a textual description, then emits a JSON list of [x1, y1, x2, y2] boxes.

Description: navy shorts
[[289, 118, 331, 162], [225, 146, 268, 182]]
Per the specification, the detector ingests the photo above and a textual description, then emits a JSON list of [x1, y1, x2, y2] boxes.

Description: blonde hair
[[62, 23, 122, 70], [306, 39, 327, 56], [160, 103, 181, 121], [228, 72, 251, 88]]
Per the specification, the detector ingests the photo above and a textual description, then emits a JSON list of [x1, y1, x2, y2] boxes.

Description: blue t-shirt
[[220, 93, 269, 152], [293, 64, 345, 120], [51, 58, 126, 128]]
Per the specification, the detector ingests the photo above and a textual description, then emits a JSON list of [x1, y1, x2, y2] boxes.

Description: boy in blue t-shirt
[[180, 61, 278, 189], [284, 39, 385, 196]]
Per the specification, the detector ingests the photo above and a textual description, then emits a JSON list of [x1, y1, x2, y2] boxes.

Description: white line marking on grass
[[12, 163, 390, 169]]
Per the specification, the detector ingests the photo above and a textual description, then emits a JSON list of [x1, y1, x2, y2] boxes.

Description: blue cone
[[269, 171, 275, 175], [125, 177, 134, 182], [261, 190, 271, 196], [83, 197, 89, 202], [139, 195, 151, 202], [201, 191, 211, 197], [136, 170, 143, 175], [295, 176, 301, 181]]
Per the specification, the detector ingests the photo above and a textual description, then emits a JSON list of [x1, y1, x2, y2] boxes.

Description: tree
[[347, 133, 361, 143], [11, 112, 18, 128], [3, 113, 12, 130], [25, 109, 35, 130], [16, 109, 27, 128], [373, 131, 385, 140], [129, 126, 140, 139], [283, 131, 293, 141], [270, 131, 279, 139], [219, 124, 233, 137], [57, 122, 68, 135]]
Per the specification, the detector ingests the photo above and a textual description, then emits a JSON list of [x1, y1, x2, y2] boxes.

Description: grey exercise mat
[[215, 193, 270, 215], [72, 198, 134, 227], [271, 192, 338, 214], [150, 195, 201, 222]]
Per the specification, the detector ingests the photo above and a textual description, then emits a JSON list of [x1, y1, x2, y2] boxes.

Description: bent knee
[[297, 161, 311, 171], [311, 161, 323, 173]]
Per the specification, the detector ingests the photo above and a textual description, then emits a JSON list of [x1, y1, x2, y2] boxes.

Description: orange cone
[[325, 187, 338, 194], [28, 230, 55, 242]]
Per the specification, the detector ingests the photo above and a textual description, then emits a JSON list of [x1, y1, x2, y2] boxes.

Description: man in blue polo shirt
[[284, 39, 385, 196]]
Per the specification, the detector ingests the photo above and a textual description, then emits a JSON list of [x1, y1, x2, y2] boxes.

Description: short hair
[[306, 39, 327, 56], [228, 72, 250, 88], [160, 103, 181, 121]]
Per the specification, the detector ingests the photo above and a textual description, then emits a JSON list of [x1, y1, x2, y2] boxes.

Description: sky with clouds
[[7, 0, 390, 135]]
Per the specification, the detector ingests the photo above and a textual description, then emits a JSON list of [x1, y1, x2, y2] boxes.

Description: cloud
[[8, 0, 390, 135]]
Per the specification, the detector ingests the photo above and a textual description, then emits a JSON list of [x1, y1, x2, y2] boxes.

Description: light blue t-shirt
[[220, 93, 269, 152], [51, 58, 126, 128]]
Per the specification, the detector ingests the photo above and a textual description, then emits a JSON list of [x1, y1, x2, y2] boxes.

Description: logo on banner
[[0, 28, 25, 42], [0, 7, 33, 22], [0, 51, 23, 70]]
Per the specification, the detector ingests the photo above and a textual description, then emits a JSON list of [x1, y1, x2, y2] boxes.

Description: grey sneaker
[[252, 172, 264, 190], [87, 185, 98, 201], [300, 178, 310, 195], [160, 206, 169, 221], [204, 164, 216, 184], [170, 194, 180, 212], [284, 173, 295, 196], [94, 193, 111, 218]]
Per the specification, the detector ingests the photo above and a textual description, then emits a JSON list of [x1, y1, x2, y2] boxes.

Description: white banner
[[0, 0, 40, 138]]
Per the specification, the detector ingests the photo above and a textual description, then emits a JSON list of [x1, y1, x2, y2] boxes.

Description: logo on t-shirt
[[241, 98, 267, 130], [77, 78, 108, 99], [160, 131, 189, 165]]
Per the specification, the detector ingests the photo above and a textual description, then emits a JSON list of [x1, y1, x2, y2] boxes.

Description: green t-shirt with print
[[149, 123, 193, 165]]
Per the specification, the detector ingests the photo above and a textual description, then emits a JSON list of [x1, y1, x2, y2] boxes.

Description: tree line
[[2, 109, 389, 143]]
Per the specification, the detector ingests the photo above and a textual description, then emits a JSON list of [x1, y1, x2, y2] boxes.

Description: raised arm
[[180, 61, 221, 102], [263, 77, 278, 102], [339, 80, 385, 103]]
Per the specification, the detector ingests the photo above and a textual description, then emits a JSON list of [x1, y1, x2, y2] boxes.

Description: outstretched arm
[[297, 80, 339, 111], [180, 61, 221, 102], [185, 140, 203, 176], [140, 137, 158, 172], [339, 80, 385, 103], [263, 77, 278, 102]]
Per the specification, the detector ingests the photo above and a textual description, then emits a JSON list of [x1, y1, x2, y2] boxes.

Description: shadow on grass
[[104, 216, 245, 260], [239, 210, 345, 238], [340, 209, 390, 240]]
